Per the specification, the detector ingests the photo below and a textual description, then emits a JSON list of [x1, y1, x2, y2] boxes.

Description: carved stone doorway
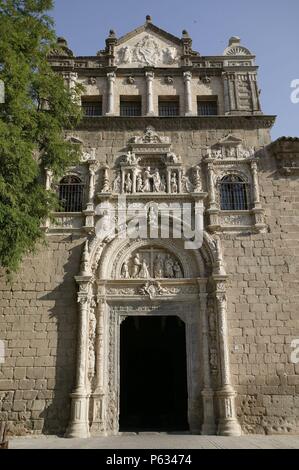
[[119, 315, 188, 432]]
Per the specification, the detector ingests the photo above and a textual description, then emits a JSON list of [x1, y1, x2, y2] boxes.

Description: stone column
[[183, 71, 193, 116], [66, 277, 93, 438], [132, 167, 138, 194], [199, 288, 215, 435], [215, 289, 242, 436], [251, 161, 261, 208], [207, 162, 216, 209], [145, 72, 155, 116], [91, 283, 107, 433], [167, 168, 172, 194], [106, 72, 116, 115]]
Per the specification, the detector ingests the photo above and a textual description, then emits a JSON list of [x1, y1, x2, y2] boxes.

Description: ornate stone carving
[[115, 35, 179, 67], [181, 173, 194, 193], [81, 148, 96, 163], [101, 166, 111, 193], [119, 248, 184, 280], [88, 301, 97, 382], [130, 126, 171, 145], [193, 166, 203, 193], [126, 76, 135, 84], [139, 281, 175, 299]]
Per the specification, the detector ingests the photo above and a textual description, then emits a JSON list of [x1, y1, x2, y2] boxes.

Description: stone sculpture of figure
[[160, 175, 166, 192], [173, 261, 183, 278], [152, 168, 162, 192], [125, 151, 140, 166], [193, 166, 202, 193], [101, 172, 111, 193], [148, 206, 158, 228], [212, 149, 222, 159], [131, 253, 142, 278], [181, 174, 194, 193], [171, 172, 178, 194], [142, 167, 152, 192], [139, 259, 150, 279], [226, 147, 236, 158], [124, 173, 132, 193], [113, 173, 121, 193], [121, 260, 130, 279], [154, 254, 164, 278], [164, 255, 175, 278], [136, 173, 143, 192]]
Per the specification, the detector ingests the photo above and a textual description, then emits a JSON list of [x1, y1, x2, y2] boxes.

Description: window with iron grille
[[120, 98, 142, 116], [197, 98, 218, 116], [58, 175, 85, 213], [220, 175, 249, 211], [158, 98, 180, 116], [82, 100, 102, 117]]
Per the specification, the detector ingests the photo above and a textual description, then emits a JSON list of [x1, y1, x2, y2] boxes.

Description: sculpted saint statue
[[152, 168, 162, 192], [113, 174, 121, 193], [139, 259, 150, 279], [171, 172, 178, 194], [136, 173, 143, 192], [142, 167, 152, 192], [154, 254, 164, 278], [164, 255, 175, 278], [121, 261, 130, 279], [124, 173, 132, 193], [132, 253, 142, 278]]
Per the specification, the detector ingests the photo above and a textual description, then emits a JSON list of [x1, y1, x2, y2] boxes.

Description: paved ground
[[9, 433, 299, 449]]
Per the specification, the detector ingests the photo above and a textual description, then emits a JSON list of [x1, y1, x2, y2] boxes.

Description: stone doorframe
[[65, 233, 242, 438]]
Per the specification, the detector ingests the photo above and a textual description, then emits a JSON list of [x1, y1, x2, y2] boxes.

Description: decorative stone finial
[[228, 36, 241, 46], [146, 15, 152, 23], [109, 29, 116, 38], [182, 30, 190, 38], [57, 37, 68, 46]]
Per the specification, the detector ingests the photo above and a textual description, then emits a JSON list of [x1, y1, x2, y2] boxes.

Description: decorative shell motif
[[224, 46, 251, 56]]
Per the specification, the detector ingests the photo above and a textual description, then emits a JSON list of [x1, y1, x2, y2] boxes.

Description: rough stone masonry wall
[[225, 147, 299, 435], [1, 128, 298, 436], [0, 236, 85, 435]]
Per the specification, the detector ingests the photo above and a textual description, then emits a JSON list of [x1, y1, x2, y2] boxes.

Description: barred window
[[220, 175, 249, 211], [158, 97, 180, 116], [82, 98, 102, 117], [120, 97, 142, 116], [197, 97, 218, 116], [58, 175, 85, 212]]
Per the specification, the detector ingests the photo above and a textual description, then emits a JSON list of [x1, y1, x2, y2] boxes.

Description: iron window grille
[[220, 175, 249, 211], [197, 100, 218, 116], [82, 101, 102, 117], [120, 100, 142, 116], [58, 175, 85, 213], [158, 100, 180, 117]]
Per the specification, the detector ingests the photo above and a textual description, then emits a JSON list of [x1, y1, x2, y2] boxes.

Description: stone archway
[[65, 233, 242, 438]]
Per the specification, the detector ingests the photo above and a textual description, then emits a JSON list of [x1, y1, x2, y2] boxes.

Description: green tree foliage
[[0, 0, 83, 274]]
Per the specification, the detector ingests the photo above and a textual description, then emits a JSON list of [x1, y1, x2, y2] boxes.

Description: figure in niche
[[154, 254, 164, 278], [148, 206, 158, 228], [161, 175, 166, 192], [181, 173, 194, 193], [152, 168, 162, 192], [139, 259, 150, 279], [121, 260, 130, 279], [142, 167, 152, 192], [124, 173, 132, 193], [173, 261, 183, 278], [164, 255, 175, 278], [136, 173, 143, 192], [171, 172, 178, 194], [193, 166, 202, 193], [113, 173, 121, 193], [226, 147, 236, 158], [131, 253, 142, 278]]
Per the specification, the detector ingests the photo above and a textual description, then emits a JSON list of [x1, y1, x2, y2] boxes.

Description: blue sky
[[52, 0, 299, 140]]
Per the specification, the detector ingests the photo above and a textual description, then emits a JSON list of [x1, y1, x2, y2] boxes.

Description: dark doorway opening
[[119, 316, 189, 432]]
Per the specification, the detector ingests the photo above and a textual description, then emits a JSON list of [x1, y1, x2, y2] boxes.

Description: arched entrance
[[66, 233, 242, 438], [120, 316, 188, 432]]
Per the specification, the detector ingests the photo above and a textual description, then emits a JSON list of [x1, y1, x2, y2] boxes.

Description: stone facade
[[0, 17, 299, 437]]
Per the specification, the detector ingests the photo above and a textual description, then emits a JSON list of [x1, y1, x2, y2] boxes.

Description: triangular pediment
[[213, 134, 243, 147], [115, 22, 183, 68]]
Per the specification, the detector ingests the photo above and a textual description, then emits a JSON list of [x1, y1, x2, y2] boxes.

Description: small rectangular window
[[158, 97, 180, 117], [197, 97, 218, 116], [120, 96, 142, 116], [82, 96, 102, 117]]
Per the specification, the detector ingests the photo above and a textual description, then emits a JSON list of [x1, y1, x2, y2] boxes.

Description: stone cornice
[[73, 115, 276, 132]]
